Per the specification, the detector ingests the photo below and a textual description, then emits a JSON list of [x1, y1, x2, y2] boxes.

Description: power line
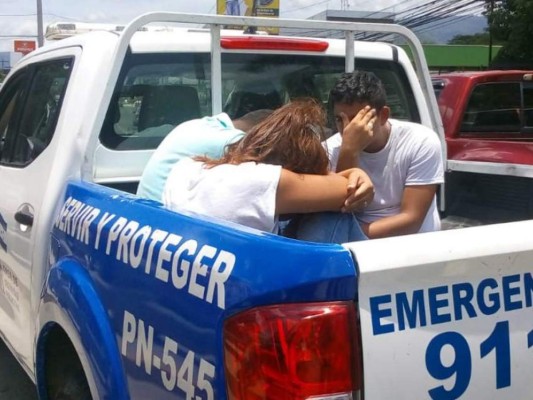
[[417, 14, 475, 35], [45, 13, 81, 21], [0, 14, 36, 17], [361, 0, 485, 41], [399, 0, 483, 28], [0, 12, 83, 21], [284, 0, 332, 15], [0, 35, 36, 38]]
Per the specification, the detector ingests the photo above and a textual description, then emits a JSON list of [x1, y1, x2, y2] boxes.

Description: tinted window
[[523, 85, 533, 127], [0, 71, 28, 163], [1, 58, 73, 166], [461, 83, 521, 133], [101, 52, 420, 151]]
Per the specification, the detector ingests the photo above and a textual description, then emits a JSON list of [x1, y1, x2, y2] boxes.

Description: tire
[[44, 330, 92, 400], [47, 363, 91, 400]]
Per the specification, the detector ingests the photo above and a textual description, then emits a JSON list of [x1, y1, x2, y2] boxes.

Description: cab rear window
[[459, 81, 533, 135], [100, 52, 420, 150]]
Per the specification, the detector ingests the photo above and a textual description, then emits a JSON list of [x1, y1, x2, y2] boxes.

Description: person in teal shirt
[[137, 110, 271, 201]]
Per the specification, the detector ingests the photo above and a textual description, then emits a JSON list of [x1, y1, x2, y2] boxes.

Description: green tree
[[488, 0, 533, 67], [448, 31, 491, 45]]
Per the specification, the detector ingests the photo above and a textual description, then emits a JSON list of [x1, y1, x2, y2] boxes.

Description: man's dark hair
[[236, 109, 274, 126], [329, 70, 387, 110]]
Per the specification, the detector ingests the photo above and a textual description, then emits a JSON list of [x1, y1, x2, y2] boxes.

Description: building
[[307, 9, 394, 24], [402, 44, 502, 72], [281, 9, 395, 38], [0, 52, 22, 72]]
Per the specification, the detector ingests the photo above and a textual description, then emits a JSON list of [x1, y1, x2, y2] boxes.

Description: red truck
[[432, 70, 533, 227]]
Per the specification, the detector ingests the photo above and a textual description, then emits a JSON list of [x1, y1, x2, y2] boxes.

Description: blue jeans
[[282, 212, 368, 244], [226, 0, 241, 15]]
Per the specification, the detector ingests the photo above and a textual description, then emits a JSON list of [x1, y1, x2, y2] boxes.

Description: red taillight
[[223, 301, 362, 400], [220, 37, 329, 52]]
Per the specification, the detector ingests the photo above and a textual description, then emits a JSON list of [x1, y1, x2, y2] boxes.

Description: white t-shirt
[[163, 159, 282, 233], [325, 119, 444, 233], [136, 113, 244, 202]]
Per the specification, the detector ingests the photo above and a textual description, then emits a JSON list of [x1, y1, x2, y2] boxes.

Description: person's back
[[164, 159, 281, 232], [137, 113, 255, 201]]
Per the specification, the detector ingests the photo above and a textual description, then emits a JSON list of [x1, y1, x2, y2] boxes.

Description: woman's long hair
[[197, 99, 330, 175]]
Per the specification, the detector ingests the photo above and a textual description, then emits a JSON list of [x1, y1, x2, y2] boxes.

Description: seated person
[[163, 99, 374, 244], [137, 110, 271, 201], [324, 70, 444, 238]]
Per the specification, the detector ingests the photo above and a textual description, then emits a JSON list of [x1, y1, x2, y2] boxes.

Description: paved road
[[0, 339, 38, 400]]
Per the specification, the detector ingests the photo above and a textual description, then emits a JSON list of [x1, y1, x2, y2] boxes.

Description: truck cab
[[432, 71, 533, 226], [433, 70, 533, 165]]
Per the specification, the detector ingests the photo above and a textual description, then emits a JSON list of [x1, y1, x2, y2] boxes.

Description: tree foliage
[[488, 0, 533, 67], [448, 31, 491, 45]]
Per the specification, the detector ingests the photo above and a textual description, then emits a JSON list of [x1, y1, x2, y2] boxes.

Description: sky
[[0, 0, 422, 52]]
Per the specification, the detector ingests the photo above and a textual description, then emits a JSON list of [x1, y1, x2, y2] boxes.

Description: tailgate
[[345, 222, 533, 400]]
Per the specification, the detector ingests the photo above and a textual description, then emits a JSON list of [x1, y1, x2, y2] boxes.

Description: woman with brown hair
[[162, 99, 373, 242]]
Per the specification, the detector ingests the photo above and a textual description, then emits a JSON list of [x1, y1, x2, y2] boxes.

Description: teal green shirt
[[136, 113, 244, 201]]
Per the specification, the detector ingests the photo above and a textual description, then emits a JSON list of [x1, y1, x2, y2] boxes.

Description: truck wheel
[[47, 364, 91, 400], [44, 327, 92, 400]]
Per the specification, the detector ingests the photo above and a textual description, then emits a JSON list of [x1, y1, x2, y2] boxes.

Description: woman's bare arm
[[275, 168, 374, 215]]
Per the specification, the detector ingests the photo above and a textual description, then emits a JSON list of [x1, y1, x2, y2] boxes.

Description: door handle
[[14, 210, 33, 227]]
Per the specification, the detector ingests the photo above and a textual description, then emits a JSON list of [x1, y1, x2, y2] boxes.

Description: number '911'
[[424, 321, 532, 400]]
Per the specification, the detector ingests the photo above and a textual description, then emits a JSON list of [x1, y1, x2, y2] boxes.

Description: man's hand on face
[[338, 105, 378, 152]]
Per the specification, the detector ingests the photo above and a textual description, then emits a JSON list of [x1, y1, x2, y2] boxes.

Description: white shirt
[[163, 159, 282, 233], [136, 113, 244, 202], [325, 119, 444, 233]]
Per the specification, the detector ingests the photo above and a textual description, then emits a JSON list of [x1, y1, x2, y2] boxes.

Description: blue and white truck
[[0, 12, 531, 400]]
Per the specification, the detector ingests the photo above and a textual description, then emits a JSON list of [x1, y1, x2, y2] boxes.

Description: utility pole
[[36, 0, 44, 47], [244, 0, 259, 34], [487, 0, 494, 67]]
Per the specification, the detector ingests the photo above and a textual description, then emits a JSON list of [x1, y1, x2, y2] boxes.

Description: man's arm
[[361, 184, 437, 239], [337, 168, 374, 212]]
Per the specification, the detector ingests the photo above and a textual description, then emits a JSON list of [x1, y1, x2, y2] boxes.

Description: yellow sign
[[216, 0, 280, 34]]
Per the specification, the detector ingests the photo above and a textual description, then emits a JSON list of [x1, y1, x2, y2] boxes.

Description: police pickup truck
[[0, 12, 531, 400]]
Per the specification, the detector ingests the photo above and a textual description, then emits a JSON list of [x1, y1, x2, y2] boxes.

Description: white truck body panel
[[349, 221, 533, 399], [0, 46, 85, 374]]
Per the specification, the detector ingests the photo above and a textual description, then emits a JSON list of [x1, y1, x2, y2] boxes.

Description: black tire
[[44, 329, 92, 400]]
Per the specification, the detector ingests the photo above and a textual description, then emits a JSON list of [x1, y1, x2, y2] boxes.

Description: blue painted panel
[[50, 180, 357, 400], [42, 258, 129, 400]]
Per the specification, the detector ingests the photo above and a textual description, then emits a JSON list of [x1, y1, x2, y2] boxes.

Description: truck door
[[0, 56, 74, 368]]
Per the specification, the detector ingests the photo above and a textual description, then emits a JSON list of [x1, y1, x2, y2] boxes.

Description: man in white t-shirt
[[324, 70, 444, 238], [137, 110, 271, 202]]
